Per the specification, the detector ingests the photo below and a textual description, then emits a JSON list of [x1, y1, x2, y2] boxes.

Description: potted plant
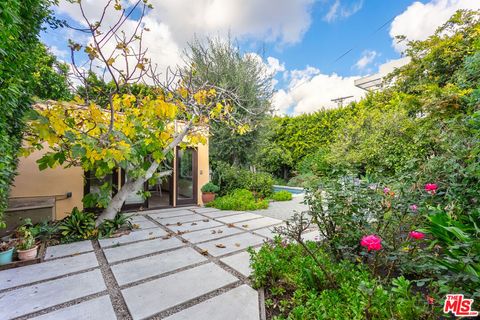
[[0, 241, 14, 265], [16, 226, 38, 261], [201, 182, 220, 204]]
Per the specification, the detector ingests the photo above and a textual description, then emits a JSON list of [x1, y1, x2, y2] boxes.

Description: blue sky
[[42, 0, 480, 114]]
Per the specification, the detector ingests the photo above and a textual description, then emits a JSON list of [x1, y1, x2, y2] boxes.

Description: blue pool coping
[[273, 185, 305, 195]]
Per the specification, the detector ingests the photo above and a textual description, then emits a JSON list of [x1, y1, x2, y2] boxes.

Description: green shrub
[[271, 190, 292, 201], [15, 225, 36, 250], [200, 182, 220, 193], [98, 213, 132, 238], [212, 161, 274, 198], [58, 207, 97, 243], [208, 189, 269, 211], [249, 239, 436, 319], [287, 172, 320, 188]]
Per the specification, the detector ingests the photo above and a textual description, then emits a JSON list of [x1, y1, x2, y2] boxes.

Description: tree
[[186, 37, 274, 166], [31, 42, 72, 101], [0, 0, 58, 227], [24, 0, 247, 224]]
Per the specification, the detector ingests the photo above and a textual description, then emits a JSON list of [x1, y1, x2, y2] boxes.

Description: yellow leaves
[[136, 63, 145, 71], [154, 100, 177, 119], [107, 58, 115, 66], [177, 87, 188, 98], [237, 124, 251, 135], [160, 131, 171, 142], [193, 90, 207, 105]]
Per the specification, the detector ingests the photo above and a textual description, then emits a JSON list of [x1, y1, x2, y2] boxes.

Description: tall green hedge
[[0, 0, 56, 227]]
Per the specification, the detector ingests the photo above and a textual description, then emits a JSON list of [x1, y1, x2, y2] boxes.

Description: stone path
[[0, 206, 292, 320]]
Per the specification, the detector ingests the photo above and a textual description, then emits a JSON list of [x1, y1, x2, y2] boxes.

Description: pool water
[[273, 185, 305, 194]]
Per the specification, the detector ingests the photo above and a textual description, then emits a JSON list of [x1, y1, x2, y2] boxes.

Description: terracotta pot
[[17, 245, 38, 261], [202, 192, 216, 204]]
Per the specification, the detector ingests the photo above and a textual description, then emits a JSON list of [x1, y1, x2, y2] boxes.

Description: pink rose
[[425, 183, 438, 194], [409, 231, 425, 240], [409, 204, 418, 212], [360, 234, 382, 251]]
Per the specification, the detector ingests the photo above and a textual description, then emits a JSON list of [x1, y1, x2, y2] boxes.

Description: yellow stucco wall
[[10, 148, 84, 220], [10, 137, 210, 217], [197, 139, 210, 205]]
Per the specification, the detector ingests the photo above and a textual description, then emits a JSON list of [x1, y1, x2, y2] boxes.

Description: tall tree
[[0, 0, 58, 227], [186, 38, 274, 166], [24, 0, 247, 224]]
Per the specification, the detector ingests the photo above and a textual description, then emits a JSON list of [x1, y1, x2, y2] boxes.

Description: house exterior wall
[[10, 148, 84, 220], [9, 138, 210, 219], [197, 138, 209, 205]]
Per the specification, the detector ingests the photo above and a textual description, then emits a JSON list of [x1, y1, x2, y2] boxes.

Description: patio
[[0, 200, 315, 320]]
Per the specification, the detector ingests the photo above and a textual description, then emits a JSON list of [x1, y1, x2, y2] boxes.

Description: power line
[[332, 15, 396, 63]]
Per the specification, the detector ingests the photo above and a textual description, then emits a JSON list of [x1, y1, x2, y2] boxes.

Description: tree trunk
[[95, 121, 192, 225]]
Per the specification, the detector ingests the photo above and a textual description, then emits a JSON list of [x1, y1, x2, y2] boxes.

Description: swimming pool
[[273, 185, 305, 195]]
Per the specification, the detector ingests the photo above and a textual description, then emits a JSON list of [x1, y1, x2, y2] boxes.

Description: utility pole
[[331, 95, 354, 107]]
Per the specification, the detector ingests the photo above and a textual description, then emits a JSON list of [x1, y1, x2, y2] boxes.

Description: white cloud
[[390, 0, 480, 52], [354, 50, 377, 70], [272, 66, 365, 115], [146, 0, 315, 46], [54, 0, 315, 83], [324, 0, 364, 23]]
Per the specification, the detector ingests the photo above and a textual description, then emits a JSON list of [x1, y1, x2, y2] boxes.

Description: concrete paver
[[180, 225, 244, 244], [31, 295, 116, 320], [98, 228, 166, 248], [164, 285, 259, 320], [197, 232, 265, 257], [0, 199, 307, 319], [112, 247, 207, 286], [44, 240, 93, 260], [121, 263, 238, 320], [103, 237, 184, 263], [0, 270, 106, 319], [235, 216, 283, 231], [0, 252, 98, 290], [220, 251, 253, 277], [216, 212, 263, 224]]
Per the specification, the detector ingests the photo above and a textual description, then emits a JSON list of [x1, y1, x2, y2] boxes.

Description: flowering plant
[[360, 234, 382, 251], [409, 231, 425, 240]]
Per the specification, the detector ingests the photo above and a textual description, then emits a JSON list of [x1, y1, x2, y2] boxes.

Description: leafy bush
[[208, 189, 269, 211], [58, 207, 97, 243], [16, 225, 36, 250], [287, 172, 320, 188], [249, 239, 436, 319], [212, 161, 274, 198], [98, 213, 132, 238], [200, 182, 220, 193], [271, 190, 292, 201]]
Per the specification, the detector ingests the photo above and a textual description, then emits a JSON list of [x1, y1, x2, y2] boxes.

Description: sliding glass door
[[176, 148, 197, 205]]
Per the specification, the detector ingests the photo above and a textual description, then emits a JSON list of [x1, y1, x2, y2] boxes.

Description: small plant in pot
[[16, 226, 38, 261], [0, 241, 15, 265], [201, 182, 220, 204]]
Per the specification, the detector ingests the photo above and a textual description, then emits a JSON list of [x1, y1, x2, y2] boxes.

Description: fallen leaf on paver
[[191, 222, 197, 226], [215, 244, 226, 248], [235, 243, 241, 247], [176, 222, 182, 226], [182, 239, 188, 243], [217, 230, 223, 233], [227, 223, 234, 228], [162, 235, 172, 240], [202, 219, 209, 222], [242, 224, 248, 228], [211, 230, 217, 234], [200, 249, 209, 255], [166, 223, 171, 226], [132, 224, 140, 229], [177, 230, 187, 235]]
